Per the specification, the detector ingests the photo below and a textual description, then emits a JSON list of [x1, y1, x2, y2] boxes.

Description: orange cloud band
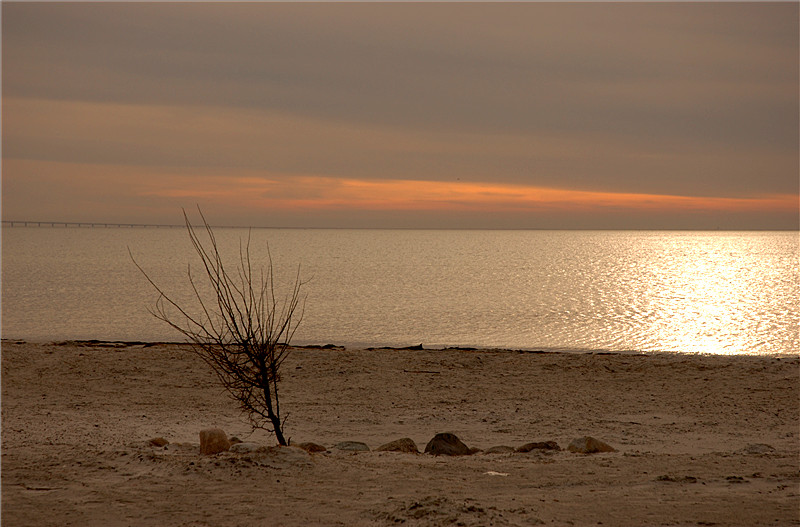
[[4, 157, 793, 218], [150, 174, 798, 214]]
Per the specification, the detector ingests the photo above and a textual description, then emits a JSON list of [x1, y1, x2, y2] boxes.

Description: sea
[[2, 227, 798, 355]]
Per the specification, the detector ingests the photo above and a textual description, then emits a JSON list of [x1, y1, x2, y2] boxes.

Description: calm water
[[2, 227, 798, 355]]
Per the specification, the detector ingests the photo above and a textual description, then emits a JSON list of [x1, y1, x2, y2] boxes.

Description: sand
[[2, 340, 798, 526]]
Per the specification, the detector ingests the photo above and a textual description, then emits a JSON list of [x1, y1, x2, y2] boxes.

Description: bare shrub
[[131, 208, 305, 445]]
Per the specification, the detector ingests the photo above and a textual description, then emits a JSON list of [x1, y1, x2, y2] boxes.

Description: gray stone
[[376, 438, 420, 453], [229, 442, 262, 453], [567, 436, 616, 454], [516, 441, 561, 453], [199, 428, 231, 455], [742, 443, 776, 454], [333, 441, 370, 452], [424, 433, 471, 456], [484, 445, 515, 454]]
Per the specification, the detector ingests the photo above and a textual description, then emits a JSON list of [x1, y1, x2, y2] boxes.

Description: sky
[[2, 2, 798, 229]]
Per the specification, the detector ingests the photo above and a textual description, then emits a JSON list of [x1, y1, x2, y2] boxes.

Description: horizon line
[[2, 220, 798, 233]]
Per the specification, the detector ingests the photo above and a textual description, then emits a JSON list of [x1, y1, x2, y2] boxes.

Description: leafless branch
[[130, 207, 306, 445]]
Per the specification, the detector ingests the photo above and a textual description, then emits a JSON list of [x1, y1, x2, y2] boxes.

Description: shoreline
[[2, 340, 798, 526], [3, 337, 797, 358]]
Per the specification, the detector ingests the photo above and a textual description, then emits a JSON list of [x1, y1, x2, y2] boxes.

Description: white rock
[[230, 442, 262, 453]]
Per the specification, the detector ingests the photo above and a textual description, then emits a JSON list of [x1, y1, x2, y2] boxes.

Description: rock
[[742, 443, 776, 454], [148, 437, 169, 447], [655, 475, 697, 483], [424, 433, 471, 456], [199, 428, 231, 455], [376, 438, 420, 453], [296, 442, 328, 453], [567, 436, 616, 454], [516, 441, 561, 453], [229, 442, 262, 453], [484, 445, 515, 454], [229, 436, 243, 445], [333, 441, 370, 452]]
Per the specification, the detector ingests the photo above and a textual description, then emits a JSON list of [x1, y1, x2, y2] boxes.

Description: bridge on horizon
[[2, 220, 184, 228]]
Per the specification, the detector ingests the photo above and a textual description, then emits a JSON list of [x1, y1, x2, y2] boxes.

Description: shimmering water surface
[[2, 228, 797, 355]]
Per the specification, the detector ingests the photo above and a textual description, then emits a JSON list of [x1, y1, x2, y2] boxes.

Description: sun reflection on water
[[2, 229, 798, 354], [637, 233, 797, 355]]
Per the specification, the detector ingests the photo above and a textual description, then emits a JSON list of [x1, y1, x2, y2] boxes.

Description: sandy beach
[[2, 340, 798, 526]]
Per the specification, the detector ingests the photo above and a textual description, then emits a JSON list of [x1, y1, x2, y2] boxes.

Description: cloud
[[5, 3, 795, 140], [5, 158, 795, 230], [4, 96, 796, 200], [2, 2, 797, 228], [140, 173, 800, 216]]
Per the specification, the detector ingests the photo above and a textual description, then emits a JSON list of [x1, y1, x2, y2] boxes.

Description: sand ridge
[[2, 340, 798, 526]]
